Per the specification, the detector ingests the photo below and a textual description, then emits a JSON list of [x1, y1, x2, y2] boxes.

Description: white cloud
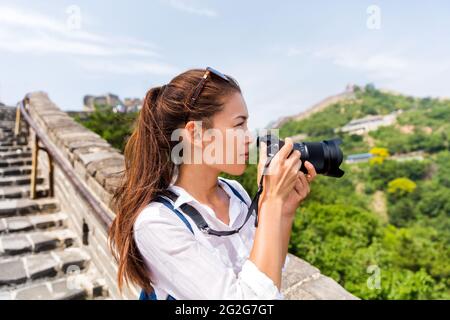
[[0, 5, 159, 57], [165, 0, 218, 17], [0, 5, 180, 76], [312, 45, 410, 80], [311, 44, 450, 94], [277, 42, 450, 101]]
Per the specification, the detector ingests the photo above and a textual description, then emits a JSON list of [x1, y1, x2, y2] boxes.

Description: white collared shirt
[[133, 176, 289, 300]]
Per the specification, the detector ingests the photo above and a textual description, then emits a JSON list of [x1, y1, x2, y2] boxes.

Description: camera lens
[[257, 134, 345, 178]]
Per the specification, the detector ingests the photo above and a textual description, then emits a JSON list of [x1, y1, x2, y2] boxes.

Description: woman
[[108, 67, 317, 300]]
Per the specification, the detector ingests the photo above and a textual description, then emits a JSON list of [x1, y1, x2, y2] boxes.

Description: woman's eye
[[235, 122, 245, 127]]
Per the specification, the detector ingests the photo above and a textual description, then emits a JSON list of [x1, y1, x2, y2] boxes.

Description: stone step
[[0, 111, 24, 122], [0, 198, 59, 218], [0, 165, 34, 177], [0, 120, 17, 128], [0, 130, 27, 136], [0, 134, 14, 141], [0, 272, 107, 300], [0, 175, 43, 187], [0, 184, 50, 200], [0, 141, 28, 147], [0, 132, 28, 138], [0, 146, 31, 153], [0, 212, 67, 234], [0, 133, 28, 140], [0, 158, 32, 168], [0, 136, 28, 147], [0, 127, 13, 132], [0, 130, 14, 136], [0, 228, 76, 256], [0, 131, 27, 137], [0, 150, 32, 160], [0, 248, 91, 287]]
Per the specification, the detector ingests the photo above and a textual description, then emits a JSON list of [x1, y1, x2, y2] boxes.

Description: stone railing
[[23, 91, 358, 300], [24, 92, 132, 299]]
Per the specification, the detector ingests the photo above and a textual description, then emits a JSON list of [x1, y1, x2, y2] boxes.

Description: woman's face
[[199, 92, 253, 175]]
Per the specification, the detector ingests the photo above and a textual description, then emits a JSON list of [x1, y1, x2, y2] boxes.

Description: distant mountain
[[269, 84, 357, 129], [277, 84, 450, 156]]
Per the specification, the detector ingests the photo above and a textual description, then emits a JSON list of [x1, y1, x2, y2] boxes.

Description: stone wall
[[25, 91, 358, 300], [26, 92, 136, 299]]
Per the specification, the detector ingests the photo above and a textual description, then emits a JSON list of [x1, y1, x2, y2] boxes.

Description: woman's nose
[[246, 130, 254, 144]]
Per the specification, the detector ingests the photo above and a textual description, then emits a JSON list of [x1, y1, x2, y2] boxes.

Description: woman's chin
[[224, 164, 247, 176]]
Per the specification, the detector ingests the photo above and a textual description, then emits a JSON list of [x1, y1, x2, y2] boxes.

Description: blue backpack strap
[[139, 290, 156, 300], [219, 178, 248, 207], [139, 290, 176, 300], [139, 194, 195, 301], [157, 196, 195, 235]]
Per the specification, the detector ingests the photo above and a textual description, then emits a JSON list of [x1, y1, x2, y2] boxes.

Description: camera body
[[257, 134, 345, 178]]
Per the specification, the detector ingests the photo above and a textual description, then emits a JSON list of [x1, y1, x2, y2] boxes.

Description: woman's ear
[[184, 120, 204, 149]]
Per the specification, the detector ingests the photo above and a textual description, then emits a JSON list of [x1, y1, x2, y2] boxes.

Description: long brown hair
[[108, 68, 241, 294]]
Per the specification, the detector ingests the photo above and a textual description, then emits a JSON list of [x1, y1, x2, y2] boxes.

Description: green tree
[[74, 104, 137, 152], [387, 178, 417, 197]]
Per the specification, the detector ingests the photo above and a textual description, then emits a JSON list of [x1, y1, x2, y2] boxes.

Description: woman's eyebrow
[[234, 115, 248, 121]]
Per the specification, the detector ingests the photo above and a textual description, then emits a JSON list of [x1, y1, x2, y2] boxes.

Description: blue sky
[[0, 0, 449, 130]]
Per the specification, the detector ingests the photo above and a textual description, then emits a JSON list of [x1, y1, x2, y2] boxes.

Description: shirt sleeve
[[134, 203, 284, 300], [226, 179, 290, 270]]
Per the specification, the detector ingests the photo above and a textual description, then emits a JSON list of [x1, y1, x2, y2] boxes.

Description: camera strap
[[155, 159, 272, 237], [155, 179, 252, 236], [250, 155, 273, 228]]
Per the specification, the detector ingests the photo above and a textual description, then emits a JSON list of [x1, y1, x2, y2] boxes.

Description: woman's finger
[[297, 171, 307, 190], [299, 171, 310, 194], [293, 177, 303, 195], [278, 137, 294, 161], [288, 153, 302, 172], [304, 161, 317, 182]]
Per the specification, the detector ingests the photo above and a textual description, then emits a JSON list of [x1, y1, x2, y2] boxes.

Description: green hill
[[279, 84, 450, 155]]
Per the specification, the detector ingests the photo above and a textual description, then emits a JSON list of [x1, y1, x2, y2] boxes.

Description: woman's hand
[[257, 137, 317, 219], [281, 161, 317, 219]]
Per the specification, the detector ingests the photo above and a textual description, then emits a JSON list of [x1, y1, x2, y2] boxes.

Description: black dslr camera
[[256, 134, 345, 178]]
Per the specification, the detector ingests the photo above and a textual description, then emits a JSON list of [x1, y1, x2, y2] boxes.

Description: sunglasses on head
[[188, 67, 231, 109]]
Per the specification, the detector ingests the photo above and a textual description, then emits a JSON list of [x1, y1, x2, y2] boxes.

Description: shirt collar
[[168, 185, 195, 210], [167, 178, 242, 227]]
